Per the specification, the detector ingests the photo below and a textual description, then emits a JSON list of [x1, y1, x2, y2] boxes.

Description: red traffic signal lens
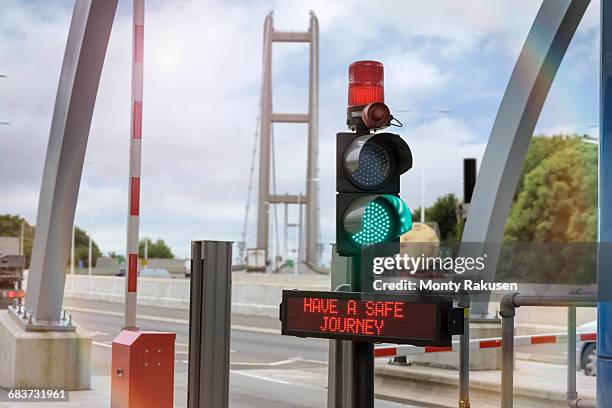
[[348, 60, 384, 107]]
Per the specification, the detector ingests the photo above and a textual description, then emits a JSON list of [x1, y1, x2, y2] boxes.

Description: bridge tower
[[256, 12, 320, 269]]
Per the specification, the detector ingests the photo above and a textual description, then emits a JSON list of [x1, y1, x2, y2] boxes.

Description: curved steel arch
[[24, 0, 118, 324], [459, 0, 591, 317]]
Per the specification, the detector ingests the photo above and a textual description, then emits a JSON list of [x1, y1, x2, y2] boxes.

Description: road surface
[[63, 298, 418, 408]]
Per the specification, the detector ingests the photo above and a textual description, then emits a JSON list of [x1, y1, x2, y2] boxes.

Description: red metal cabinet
[[111, 331, 176, 408]]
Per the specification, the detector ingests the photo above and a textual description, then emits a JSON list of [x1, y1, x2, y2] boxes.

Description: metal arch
[[459, 0, 590, 317], [25, 0, 118, 323]]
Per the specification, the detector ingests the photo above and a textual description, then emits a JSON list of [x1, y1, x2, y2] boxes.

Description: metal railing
[[499, 293, 597, 408]]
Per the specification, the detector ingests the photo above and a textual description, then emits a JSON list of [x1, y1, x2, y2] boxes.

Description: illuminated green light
[[351, 201, 393, 245], [349, 195, 412, 247]]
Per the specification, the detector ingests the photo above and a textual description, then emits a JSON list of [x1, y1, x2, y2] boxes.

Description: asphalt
[[59, 298, 417, 408]]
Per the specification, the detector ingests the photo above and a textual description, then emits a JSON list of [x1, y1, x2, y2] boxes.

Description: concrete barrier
[[63, 273, 328, 318], [62, 274, 597, 327]]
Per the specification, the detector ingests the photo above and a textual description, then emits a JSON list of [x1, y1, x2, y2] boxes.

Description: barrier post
[[188, 240, 233, 408]]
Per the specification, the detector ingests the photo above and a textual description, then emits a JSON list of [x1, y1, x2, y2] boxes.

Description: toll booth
[[111, 331, 176, 408]]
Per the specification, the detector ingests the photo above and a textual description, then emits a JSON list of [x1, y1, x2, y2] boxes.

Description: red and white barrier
[[374, 332, 597, 358], [124, 0, 145, 329]]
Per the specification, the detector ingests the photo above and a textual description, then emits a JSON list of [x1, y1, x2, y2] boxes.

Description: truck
[[0, 254, 25, 309]]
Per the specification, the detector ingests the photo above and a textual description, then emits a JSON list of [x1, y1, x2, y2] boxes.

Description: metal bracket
[[7, 303, 75, 332]]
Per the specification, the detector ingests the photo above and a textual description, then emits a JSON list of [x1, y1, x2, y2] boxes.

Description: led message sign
[[280, 290, 462, 346]]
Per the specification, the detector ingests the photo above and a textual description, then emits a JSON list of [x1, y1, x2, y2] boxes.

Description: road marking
[[93, 341, 112, 349], [230, 369, 292, 385], [230, 357, 301, 367], [296, 357, 327, 365], [176, 357, 314, 368], [65, 306, 278, 335], [88, 331, 109, 337]]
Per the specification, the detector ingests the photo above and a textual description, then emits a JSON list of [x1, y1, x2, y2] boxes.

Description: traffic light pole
[[350, 256, 374, 408]]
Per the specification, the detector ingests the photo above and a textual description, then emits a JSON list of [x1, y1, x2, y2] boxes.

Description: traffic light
[[337, 61, 413, 257]]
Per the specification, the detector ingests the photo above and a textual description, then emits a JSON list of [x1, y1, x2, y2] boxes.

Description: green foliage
[[139, 238, 174, 259], [107, 251, 126, 265], [412, 193, 460, 241], [0, 215, 34, 265], [0, 215, 101, 268], [73, 226, 101, 268], [505, 135, 597, 242]]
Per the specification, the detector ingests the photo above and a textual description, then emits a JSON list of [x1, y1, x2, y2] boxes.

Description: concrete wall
[[62, 274, 597, 328], [63, 272, 329, 318]]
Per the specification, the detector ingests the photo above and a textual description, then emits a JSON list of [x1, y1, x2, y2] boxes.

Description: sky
[[0, 0, 601, 265]]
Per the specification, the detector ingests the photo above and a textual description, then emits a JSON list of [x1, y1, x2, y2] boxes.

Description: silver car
[[577, 320, 597, 376]]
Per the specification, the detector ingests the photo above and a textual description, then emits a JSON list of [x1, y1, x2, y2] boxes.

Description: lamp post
[[396, 108, 453, 223]]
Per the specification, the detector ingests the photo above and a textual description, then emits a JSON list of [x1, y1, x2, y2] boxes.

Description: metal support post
[[22, 0, 118, 328], [188, 240, 233, 408], [500, 294, 516, 408], [500, 293, 597, 408], [599, 0, 612, 405], [568, 306, 578, 405], [350, 256, 374, 408], [566, 306, 595, 408], [305, 11, 320, 269], [328, 247, 352, 408], [458, 295, 470, 408]]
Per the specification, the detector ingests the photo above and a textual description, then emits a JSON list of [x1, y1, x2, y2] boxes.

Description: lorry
[[0, 254, 25, 309]]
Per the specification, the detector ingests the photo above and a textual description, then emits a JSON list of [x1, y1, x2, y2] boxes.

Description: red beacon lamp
[[347, 60, 392, 131]]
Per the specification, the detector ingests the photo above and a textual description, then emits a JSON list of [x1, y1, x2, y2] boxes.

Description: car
[[577, 320, 597, 376]]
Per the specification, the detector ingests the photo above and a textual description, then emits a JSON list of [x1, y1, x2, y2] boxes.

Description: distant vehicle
[[577, 320, 597, 376], [0, 255, 26, 308], [139, 268, 172, 279]]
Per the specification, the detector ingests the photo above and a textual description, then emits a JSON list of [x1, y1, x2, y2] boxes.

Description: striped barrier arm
[[374, 332, 597, 358], [124, 0, 144, 329]]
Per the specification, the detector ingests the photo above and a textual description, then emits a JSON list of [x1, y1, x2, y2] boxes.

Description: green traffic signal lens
[[348, 195, 412, 247], [351, 200, 393, 245]]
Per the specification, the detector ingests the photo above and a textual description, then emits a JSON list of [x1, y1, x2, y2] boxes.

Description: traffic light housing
[[337, 60, 413, 257], [336, 131, 413, 256]]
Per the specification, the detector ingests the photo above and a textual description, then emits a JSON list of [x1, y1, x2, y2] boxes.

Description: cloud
[[0, 0, 600, 266]]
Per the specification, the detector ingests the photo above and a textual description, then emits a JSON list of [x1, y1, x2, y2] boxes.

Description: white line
[[296, 357, 327, 365], [65, 306, 279, 335], [88, 331, 109, 337], [230, 369, 291, 385], [93, 341, 112, 349], [231, 357, 301, 367]]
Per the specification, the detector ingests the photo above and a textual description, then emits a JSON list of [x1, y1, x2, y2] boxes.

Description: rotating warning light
[[348, 60, 384, 107], [347, 61, 392, 131]]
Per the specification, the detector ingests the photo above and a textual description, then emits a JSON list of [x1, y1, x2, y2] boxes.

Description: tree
[[73, 226, 101, 268], [0, 215, 101, 269], [139, 238, 174, 259], [412, 193, 460, 241], [108, 251, 126, 265], [499, 135, 597, 284], [505, 136, 597, 242]]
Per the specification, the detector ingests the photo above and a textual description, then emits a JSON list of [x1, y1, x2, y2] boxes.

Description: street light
[[396, 108, 453, 223], [396, 108, 453, 115], [1, 74, 9, 125]]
